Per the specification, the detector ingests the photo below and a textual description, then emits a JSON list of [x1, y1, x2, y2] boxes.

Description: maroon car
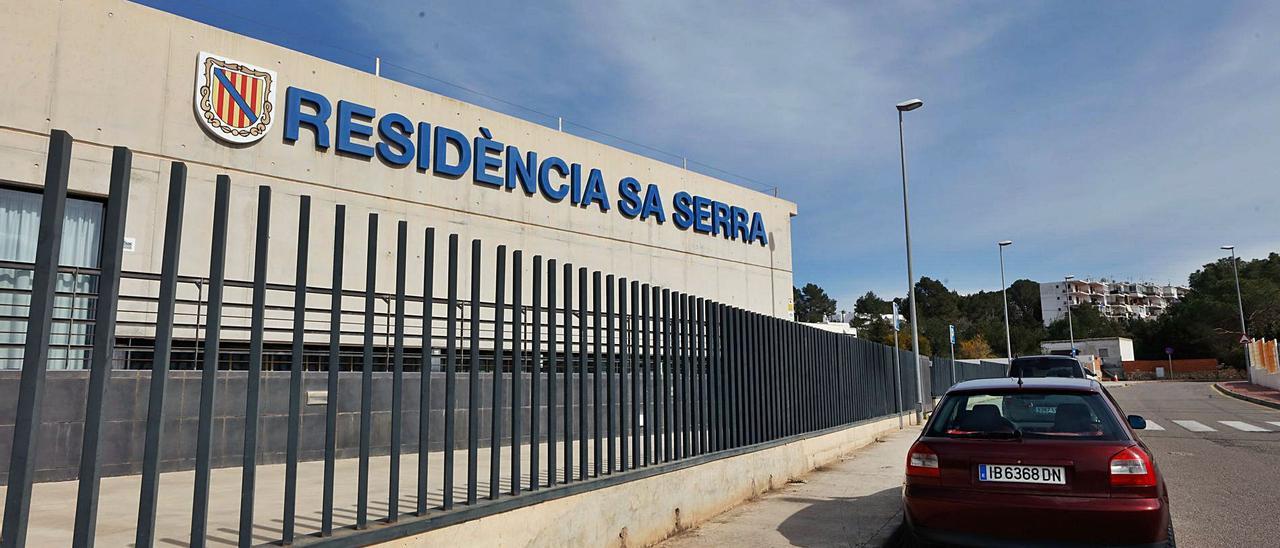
[[901, 377, 1172, 547]]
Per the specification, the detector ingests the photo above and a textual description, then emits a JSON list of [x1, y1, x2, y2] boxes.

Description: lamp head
[[1221, 245, 1235, 250], [1065, 275, 1075, 281], [896, 98, 924, 112], [998, 240, 1013, 247]]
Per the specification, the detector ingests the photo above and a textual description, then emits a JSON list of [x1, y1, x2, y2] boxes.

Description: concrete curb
[[1212, 382, 1280, 411]]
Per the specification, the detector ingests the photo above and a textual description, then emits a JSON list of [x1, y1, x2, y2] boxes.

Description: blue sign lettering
[[281, 85, 771, 245]]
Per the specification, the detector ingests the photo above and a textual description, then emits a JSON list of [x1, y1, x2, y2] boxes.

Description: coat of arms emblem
[[194, 52, 277, 144]]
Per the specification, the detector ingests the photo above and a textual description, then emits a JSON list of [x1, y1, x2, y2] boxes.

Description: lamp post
[[1222, 245, 1249, 377], [1221, 246, 1248, 339], [998, 240, 1014, 362], [1064, 275, 1076, 356], [896, 98, 925, 421]]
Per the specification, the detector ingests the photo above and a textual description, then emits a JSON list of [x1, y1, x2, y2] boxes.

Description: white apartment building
[[1040, 278, 1188, 326]]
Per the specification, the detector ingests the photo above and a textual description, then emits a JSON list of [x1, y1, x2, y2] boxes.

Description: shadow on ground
[[775, 486, 902, 547]]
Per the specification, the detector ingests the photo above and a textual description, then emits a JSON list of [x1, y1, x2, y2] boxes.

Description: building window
[[0, 185, 105, 370], [1099, 348, 1109, 358]]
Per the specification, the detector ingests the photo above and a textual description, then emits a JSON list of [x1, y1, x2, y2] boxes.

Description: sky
[[137, 0, 1280, 310]]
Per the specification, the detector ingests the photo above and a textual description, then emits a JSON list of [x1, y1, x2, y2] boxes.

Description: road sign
[[1165, 347, 1174, 355], [892, 302, 900, 331], [1241, 335, 1251, 344], [949, 324, 956, 344]]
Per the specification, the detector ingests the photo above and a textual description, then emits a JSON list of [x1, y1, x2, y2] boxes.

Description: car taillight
[[1109, 446, 1156, 487], [906, 441, 940, 478]]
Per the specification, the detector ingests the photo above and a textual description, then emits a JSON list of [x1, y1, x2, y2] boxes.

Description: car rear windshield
[[927, 391, 1126, 441], [1010, 357, 1083, 378]]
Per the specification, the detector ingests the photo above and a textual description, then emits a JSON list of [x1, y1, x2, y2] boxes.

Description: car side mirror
[[1085, 370, 1097, 377], [1127, 415, 1146, 430]]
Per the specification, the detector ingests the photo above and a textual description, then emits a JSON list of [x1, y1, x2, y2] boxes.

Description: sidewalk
[[1215, 381, 1280, 409], [660, 427, 920, 548]]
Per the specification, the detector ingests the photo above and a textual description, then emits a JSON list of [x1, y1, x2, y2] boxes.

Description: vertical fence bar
[[133, 162, 185, 548], [489, 245, 506, 500], [530, 256, 543, 491], [591, 271, 602, 477], [661, 289, 673, 462], [282, 194, 310, 543], [697, 298, 708, 452], [3, 130, 70, 548], [578, 267, 588, 480], [511, 250, 523, 495], [467, 239, 482, 505], [705, 300, 718, 452], [444, 234, 459, 510], [321, 205, 345, 535], [356, 213, 378, 529], [605, 274, 616, 474], [563, 262, 573, 484], [687, 295, 697, 454], [617, 278, 628, 472], [563, 262, 573, 483], [546, 259, 557, 486], [730, 305, 740, 445], [72, 145, 131, 548], [630, 281, 642, 468], [677, 293, 688, 458], [389, 220, 407, 521], [641, 284, 652, 465], [418, 228, 435, 515], [747, 312, 757, 440], [237, 186, 272, 546]]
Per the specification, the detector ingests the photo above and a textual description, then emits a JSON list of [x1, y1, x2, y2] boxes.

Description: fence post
[[134, 162, 186, 548], [3, 130, 72, 548], [72, 145, 130, 548]]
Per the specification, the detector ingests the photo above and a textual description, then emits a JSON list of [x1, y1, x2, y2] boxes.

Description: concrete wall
[[0, 0, 798, 343], [0, 369, 631, 484], [372, 414, 914, 548]]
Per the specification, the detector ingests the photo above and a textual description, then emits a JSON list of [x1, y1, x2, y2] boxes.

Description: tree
[[854, 291, 891, 315], [794, 283, 837, 322], [1045, 303, 1128, 341], [880, 323, 932, 355], [957, 334, 994, 359]]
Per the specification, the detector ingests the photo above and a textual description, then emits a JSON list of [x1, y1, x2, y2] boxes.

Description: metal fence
[[0, 131, 920, 547], [928, 356, 1008, 397]]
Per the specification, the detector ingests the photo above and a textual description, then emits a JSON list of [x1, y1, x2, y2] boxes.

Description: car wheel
[[1166, 522, 1176, 548]]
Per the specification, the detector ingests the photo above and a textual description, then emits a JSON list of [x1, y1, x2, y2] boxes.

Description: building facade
[[1041, 337, 1135, 373], [0, 0, 798, 369], [1039, 278, 1188, 326]]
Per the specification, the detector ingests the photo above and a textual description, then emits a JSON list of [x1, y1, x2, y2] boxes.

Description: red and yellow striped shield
[[194, 52, 277, 144]]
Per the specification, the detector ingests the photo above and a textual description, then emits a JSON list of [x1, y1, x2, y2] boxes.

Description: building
[[1041, 337, 1135, 375], [1039, 278, 1188, 326], [803, 320, 859, 337], [0, 0, 798, 370]]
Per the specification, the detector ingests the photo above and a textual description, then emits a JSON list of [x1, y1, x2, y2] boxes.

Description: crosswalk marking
[[1269, 421, 1280, 429], [1172, 420, 1215, 432], [1220, 421, 1271, 432], [1143, 420, 1165, 431]]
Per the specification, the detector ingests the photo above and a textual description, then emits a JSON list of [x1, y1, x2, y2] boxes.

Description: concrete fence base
[[374, 413, 916, 547]]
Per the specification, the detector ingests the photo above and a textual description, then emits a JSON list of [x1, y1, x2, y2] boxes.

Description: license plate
[[978, 464, 1066, 485]]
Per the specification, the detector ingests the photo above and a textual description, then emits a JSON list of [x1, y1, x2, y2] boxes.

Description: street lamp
[[998, 240, 1014, 362], [896, 98, 925, 421], [1221, 246, 1247, 340], [1064, 275, 1076, 356]]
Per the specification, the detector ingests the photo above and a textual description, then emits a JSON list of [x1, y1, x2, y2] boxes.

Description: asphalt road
[[1107, 381, 1280, 548]]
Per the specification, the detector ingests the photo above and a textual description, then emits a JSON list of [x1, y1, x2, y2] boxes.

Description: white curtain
[[0, 187, 103, 370]]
